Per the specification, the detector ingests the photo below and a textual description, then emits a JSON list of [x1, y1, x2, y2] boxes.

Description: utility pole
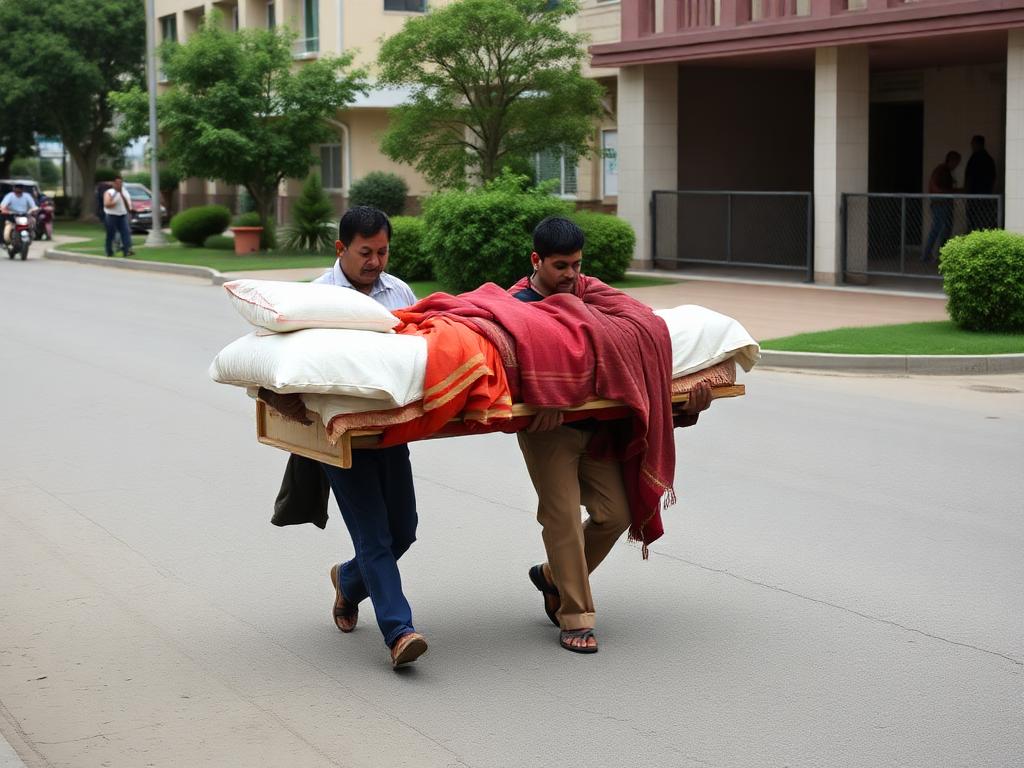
[[144, 0, 167, 246]]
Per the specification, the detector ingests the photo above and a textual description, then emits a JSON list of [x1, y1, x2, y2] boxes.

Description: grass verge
[[761, 321, 1024, 355]]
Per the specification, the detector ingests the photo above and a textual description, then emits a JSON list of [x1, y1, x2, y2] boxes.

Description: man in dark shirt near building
[[965, 135, 997, 231], [923, 150, 961, 263]]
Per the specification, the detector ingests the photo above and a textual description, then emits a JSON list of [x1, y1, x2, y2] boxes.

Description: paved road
[[1, 260, 1022, 768]]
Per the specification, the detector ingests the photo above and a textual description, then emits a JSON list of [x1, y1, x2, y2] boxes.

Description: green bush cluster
[[387, 216, 432, 282], [281, 174, 336, 253], [170, 205, 231, 247], [349, 172, 409, 216], [424, 172, 573, 293], [940, 229, 1024, 332], [232, 211, 276, 250], [203, 234, 236, 250], [94, 167, 118, 183], [571, 211, 635, 283]]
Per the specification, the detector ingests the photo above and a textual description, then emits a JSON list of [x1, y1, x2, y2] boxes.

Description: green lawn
[[762, 321, 1024, 355]]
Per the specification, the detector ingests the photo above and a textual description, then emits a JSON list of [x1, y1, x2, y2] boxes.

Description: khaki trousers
[[517, 426, 631, 630]]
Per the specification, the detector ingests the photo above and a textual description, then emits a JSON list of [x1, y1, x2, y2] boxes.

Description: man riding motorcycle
[[1, 183, 38, 246]]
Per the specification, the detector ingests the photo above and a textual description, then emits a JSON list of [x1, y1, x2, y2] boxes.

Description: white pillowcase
[[223, 279, 400, 333], [209, 328, 427, 405], [654, 305, 760, 376]]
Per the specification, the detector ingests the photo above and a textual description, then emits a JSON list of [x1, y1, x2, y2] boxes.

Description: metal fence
[[651, 190, 814, 281], [841, 193, 1003, 281]]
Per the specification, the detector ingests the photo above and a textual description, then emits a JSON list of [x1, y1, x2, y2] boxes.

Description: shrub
[[572, 211, 635, 283], [349, 171, 409, 216], [233, 211, 276, 250], [940, 229, 1024, 332], [170, 205, 231, 247], [387, 216, 432, 281], [94, 167, 118, 182], [281, 173, 336, 253], [203, 234, 236, 250], [424, 170, 573, 293]]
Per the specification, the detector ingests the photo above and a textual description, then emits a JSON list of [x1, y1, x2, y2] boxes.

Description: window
[[266, 0, 275, 27], [535, 148, 577, 198], [296, 0, 319, 54], [159, 14, 177, 43], [320, 144, 343, 190], [231, 4, 239, 31], [601, 130, 617, 197], [384, 0, 427, 11]]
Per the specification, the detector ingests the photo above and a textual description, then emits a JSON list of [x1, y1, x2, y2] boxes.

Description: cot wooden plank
[[256, 385, 745, 470]]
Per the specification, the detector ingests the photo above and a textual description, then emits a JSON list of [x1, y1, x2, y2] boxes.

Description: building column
[[617, 63, 678, 268], [813, 45, 868, 284], [1005, 30, 1024, 233]]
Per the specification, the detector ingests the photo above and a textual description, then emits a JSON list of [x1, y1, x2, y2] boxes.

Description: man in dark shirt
[[923, 150, 961, 263], [965, 135, 997, 231], [511, 216, 711, 654]]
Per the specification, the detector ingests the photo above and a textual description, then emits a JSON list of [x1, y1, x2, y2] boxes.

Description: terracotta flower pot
[[230, 226, 264, 255]]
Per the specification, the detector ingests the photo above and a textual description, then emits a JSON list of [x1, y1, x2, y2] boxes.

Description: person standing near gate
[[923, 151, 960, 264], [965, 135, 997, 232]]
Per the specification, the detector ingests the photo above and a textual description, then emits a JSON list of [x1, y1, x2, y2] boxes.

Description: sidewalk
[[41, 245, 1023, 373]]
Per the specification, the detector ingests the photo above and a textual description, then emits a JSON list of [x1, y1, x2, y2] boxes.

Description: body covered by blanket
[[395, 276, 675, 549]]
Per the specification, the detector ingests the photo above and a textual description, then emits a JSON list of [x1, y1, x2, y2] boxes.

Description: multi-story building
[[151, 0, 624, 221], [590, 0, 1024, 284]]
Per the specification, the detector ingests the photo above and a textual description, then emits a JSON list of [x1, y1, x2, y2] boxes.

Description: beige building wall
[[1006, 30, 1024, 233], [814, 45, 869, 283]]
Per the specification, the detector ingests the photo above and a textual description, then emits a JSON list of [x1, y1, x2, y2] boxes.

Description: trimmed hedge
[[349, 172, 409, 216], [940, 229, 1024, 332], [571, 211, 635, 283], [424, 173, 572, 293], [170, 205, 231, 247], [203, 234, 236, 250], [387, 216, 432, 282]]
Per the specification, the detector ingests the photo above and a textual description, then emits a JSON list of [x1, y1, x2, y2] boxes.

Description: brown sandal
[[329, 564, 358, 633], [391, 632, 428, 668], [559, 628, 598, 654]]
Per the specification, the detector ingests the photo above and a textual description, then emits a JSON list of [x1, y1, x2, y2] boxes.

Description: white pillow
[[209, 328, 426, 405], [223, 279, 400, 333], [654, 305, 760, 376]]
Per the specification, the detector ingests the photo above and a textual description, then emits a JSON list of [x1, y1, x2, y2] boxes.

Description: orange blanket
[[376, 314, 512, 448]]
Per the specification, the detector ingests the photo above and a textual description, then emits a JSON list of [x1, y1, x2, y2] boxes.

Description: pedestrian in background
[[103, 174, 134, 258]]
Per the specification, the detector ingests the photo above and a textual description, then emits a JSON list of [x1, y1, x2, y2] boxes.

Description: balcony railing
[[623, 0, 942, 40]]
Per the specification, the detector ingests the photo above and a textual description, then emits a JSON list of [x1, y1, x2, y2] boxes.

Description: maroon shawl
[[401, 276, 676, 549]]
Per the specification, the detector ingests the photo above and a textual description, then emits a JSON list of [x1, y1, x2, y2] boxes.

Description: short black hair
[[972, 134, 986, 146], [533, 216, 584, 259], [946, 150, 961, 164], [338, 206, 391, 247]]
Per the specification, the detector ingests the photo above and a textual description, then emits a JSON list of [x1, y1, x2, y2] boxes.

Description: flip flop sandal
[[560, 628, 598, 654], [528, 564, 561, 628], [329, 563, 358, 633], [391, 632, 428, 668]]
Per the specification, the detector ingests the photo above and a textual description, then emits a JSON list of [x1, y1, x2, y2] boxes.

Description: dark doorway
[[867, 102, 924, 268]]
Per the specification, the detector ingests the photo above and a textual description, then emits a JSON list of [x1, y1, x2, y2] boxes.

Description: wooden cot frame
[[256, 385, 745, 469]]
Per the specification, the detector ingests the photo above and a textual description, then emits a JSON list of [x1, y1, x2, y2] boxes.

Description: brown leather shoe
[[390, 632, 428, 668], [329, 564, 358, 633]]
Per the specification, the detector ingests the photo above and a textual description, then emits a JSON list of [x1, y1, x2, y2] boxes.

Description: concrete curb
[[45, 247, 225, 283], [759, 349, 1024, 374], [43, 247, 1023, 375]]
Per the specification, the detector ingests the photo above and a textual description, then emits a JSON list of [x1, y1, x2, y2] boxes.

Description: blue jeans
[[924, 202, 952, 262], [105, 213, 132, 256], [322, 445, 418, 648]]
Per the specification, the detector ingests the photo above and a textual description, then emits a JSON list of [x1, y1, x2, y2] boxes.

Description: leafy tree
[[377, 0, 605, 188], [281, 174, 336, 253], [114, 14, 366, 247], [0, 0, 145, 219]]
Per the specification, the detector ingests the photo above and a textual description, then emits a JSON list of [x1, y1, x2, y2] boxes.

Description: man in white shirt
[[103, 174, 134, 258], [1, 183, 38, 245]]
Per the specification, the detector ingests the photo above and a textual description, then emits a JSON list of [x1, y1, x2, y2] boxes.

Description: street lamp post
[[144, 0, 167, 246]]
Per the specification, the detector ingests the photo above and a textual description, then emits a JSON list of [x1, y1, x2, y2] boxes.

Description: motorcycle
[[6, 211, 35, 260], [34, 198, 54, 241]]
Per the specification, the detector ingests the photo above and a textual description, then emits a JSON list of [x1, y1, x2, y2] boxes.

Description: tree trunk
[[68, 146, 100, 222], [0, 147, 15, 179], [248, 182, 277, 251]]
